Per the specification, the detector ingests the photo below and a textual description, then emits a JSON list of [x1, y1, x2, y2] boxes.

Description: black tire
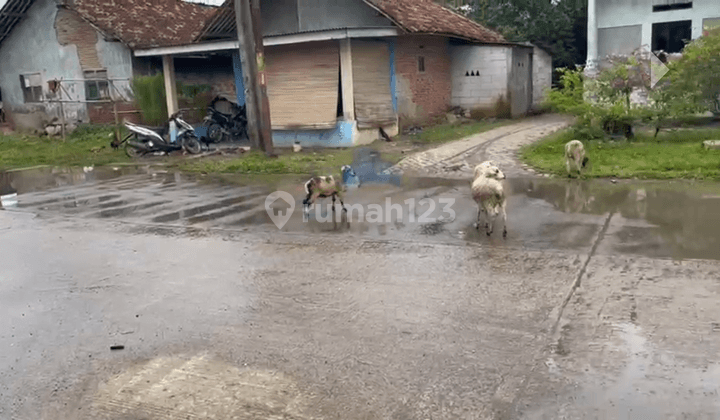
[[183, 134, 202, 155], [125, 143, 141, 159], [207, 123, 224, 143]]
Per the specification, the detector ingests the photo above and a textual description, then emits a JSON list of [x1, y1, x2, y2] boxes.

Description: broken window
[[652, 0, 692, 12], [84, 69, 110, 100], [418, 56, 426, 73], [19, 73, 43, 103], [652, 20, 692, 53]]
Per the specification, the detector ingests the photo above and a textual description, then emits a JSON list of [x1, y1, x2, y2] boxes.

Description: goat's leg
[[336, 192, 349, 225], [501, 203, 508, 238], [336, 191, 347, 213], [302, 191, 313, 215], [304, 192, 321, 217], [475, 204, 484, 230]]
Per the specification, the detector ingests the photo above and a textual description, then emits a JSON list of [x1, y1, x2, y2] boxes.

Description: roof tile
[[365, 0, 507, 44], [67, 0, 217, 49]]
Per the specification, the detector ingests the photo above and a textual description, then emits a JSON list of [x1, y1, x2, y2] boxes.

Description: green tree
[[663, 28, 720, 116], [461, 0, 588, 70]]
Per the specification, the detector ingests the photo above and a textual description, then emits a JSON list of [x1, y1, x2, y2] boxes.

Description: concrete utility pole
[[585, 0, 598, 76], [234, 0, 274, 155]]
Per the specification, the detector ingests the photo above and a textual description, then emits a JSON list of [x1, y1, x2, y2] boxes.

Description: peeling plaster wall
[[0, 0, 86, 131], [96, 36, 134, 99]]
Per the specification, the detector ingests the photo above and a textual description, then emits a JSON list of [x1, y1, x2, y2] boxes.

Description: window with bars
[[653, 0, 692, 12], [418, 56, 426, 73], [84, 69, 110, 100], [19, 73, 43, 103]]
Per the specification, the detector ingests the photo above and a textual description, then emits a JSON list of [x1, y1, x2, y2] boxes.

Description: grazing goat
[[303, 165, 356, 217], [471, 163, 507, 238], [565, 140, 589, 177]]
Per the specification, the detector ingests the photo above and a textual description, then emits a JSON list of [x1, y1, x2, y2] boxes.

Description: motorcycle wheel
[[125, 143, 141, 159], [207, 123, 224, 143], [183, 134, 203, 155]]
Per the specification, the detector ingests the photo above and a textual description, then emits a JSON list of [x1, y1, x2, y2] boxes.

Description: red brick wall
[[87, 102, 142, 125], [395, 35, 452, 124]]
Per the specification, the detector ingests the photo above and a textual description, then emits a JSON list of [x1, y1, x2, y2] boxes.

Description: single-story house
[[0, 0, 220, 131], [0, 0, 552, 147]]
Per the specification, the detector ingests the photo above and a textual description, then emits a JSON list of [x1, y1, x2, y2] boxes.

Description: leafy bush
[[545, 31, 720, 141], [131, 73, 167, 126], [661, 28, 720, 116], [132, 73, 214, 125]]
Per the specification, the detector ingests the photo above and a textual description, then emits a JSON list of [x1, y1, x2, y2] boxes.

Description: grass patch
[[177, 119, 506, 176], [0, 117, 507, 175], [0, 125, 129, 170], [408, 119, 510, 144], [176, 148, 369, 177], [520, 126, 720, 180]]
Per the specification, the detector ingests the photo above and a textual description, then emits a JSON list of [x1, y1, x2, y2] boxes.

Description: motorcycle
[[202, 95, 248, 143], [111, 111, 203, 158]]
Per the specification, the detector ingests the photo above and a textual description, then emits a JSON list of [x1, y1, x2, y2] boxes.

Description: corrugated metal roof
[[0, 0, 34, 47], [197, 0, 233, 41]]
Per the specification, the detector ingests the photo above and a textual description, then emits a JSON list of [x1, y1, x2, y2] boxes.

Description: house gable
[[197, 0, 395, 42]]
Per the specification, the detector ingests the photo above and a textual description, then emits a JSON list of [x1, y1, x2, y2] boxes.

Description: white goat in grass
[[302, 165, 356, 218], [471, 161, 507, 238], [565, 140, 589, 177]]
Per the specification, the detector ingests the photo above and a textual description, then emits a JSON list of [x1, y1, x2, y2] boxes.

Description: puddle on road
[[4, 166, 720, 261]]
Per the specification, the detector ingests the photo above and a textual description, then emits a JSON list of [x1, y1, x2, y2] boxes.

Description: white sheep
[[471, 162, 507, 238], [565, 140, 589, 177], [302, 165, 356, 217]]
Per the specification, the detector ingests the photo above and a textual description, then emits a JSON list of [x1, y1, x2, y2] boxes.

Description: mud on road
[[2, 165, 720, 419]]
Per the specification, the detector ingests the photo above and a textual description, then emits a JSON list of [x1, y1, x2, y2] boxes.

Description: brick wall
[[55, 8, 102, 70], [395, 35, 452, 125], [87, 102, 142, 125]]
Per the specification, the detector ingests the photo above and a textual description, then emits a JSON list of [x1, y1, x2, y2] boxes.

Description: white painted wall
[[449, 45, 510, 110], [595, 0, 720, 52], [532, 45, 552, 108]]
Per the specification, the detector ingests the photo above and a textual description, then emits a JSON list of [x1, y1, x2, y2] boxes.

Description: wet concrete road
[[2, 166, 720, 419]]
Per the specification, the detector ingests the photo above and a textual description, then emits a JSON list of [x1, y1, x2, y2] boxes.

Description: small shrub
[[131, 73, 167, 126]]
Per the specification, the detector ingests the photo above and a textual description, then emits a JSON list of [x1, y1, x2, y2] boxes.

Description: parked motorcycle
[[111, 112, 203, 158], [202, 95, 248, 143]]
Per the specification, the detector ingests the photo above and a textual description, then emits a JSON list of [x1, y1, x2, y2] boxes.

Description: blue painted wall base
[[271, 120, 355, 148]]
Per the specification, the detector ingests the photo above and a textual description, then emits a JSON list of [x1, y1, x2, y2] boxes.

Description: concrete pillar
[[162, 55, 179, 116], [339, 38, 355, 121], [586, 0, 598, 74], [641, 23, 652, 52], [162, 55, 179, 142]]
